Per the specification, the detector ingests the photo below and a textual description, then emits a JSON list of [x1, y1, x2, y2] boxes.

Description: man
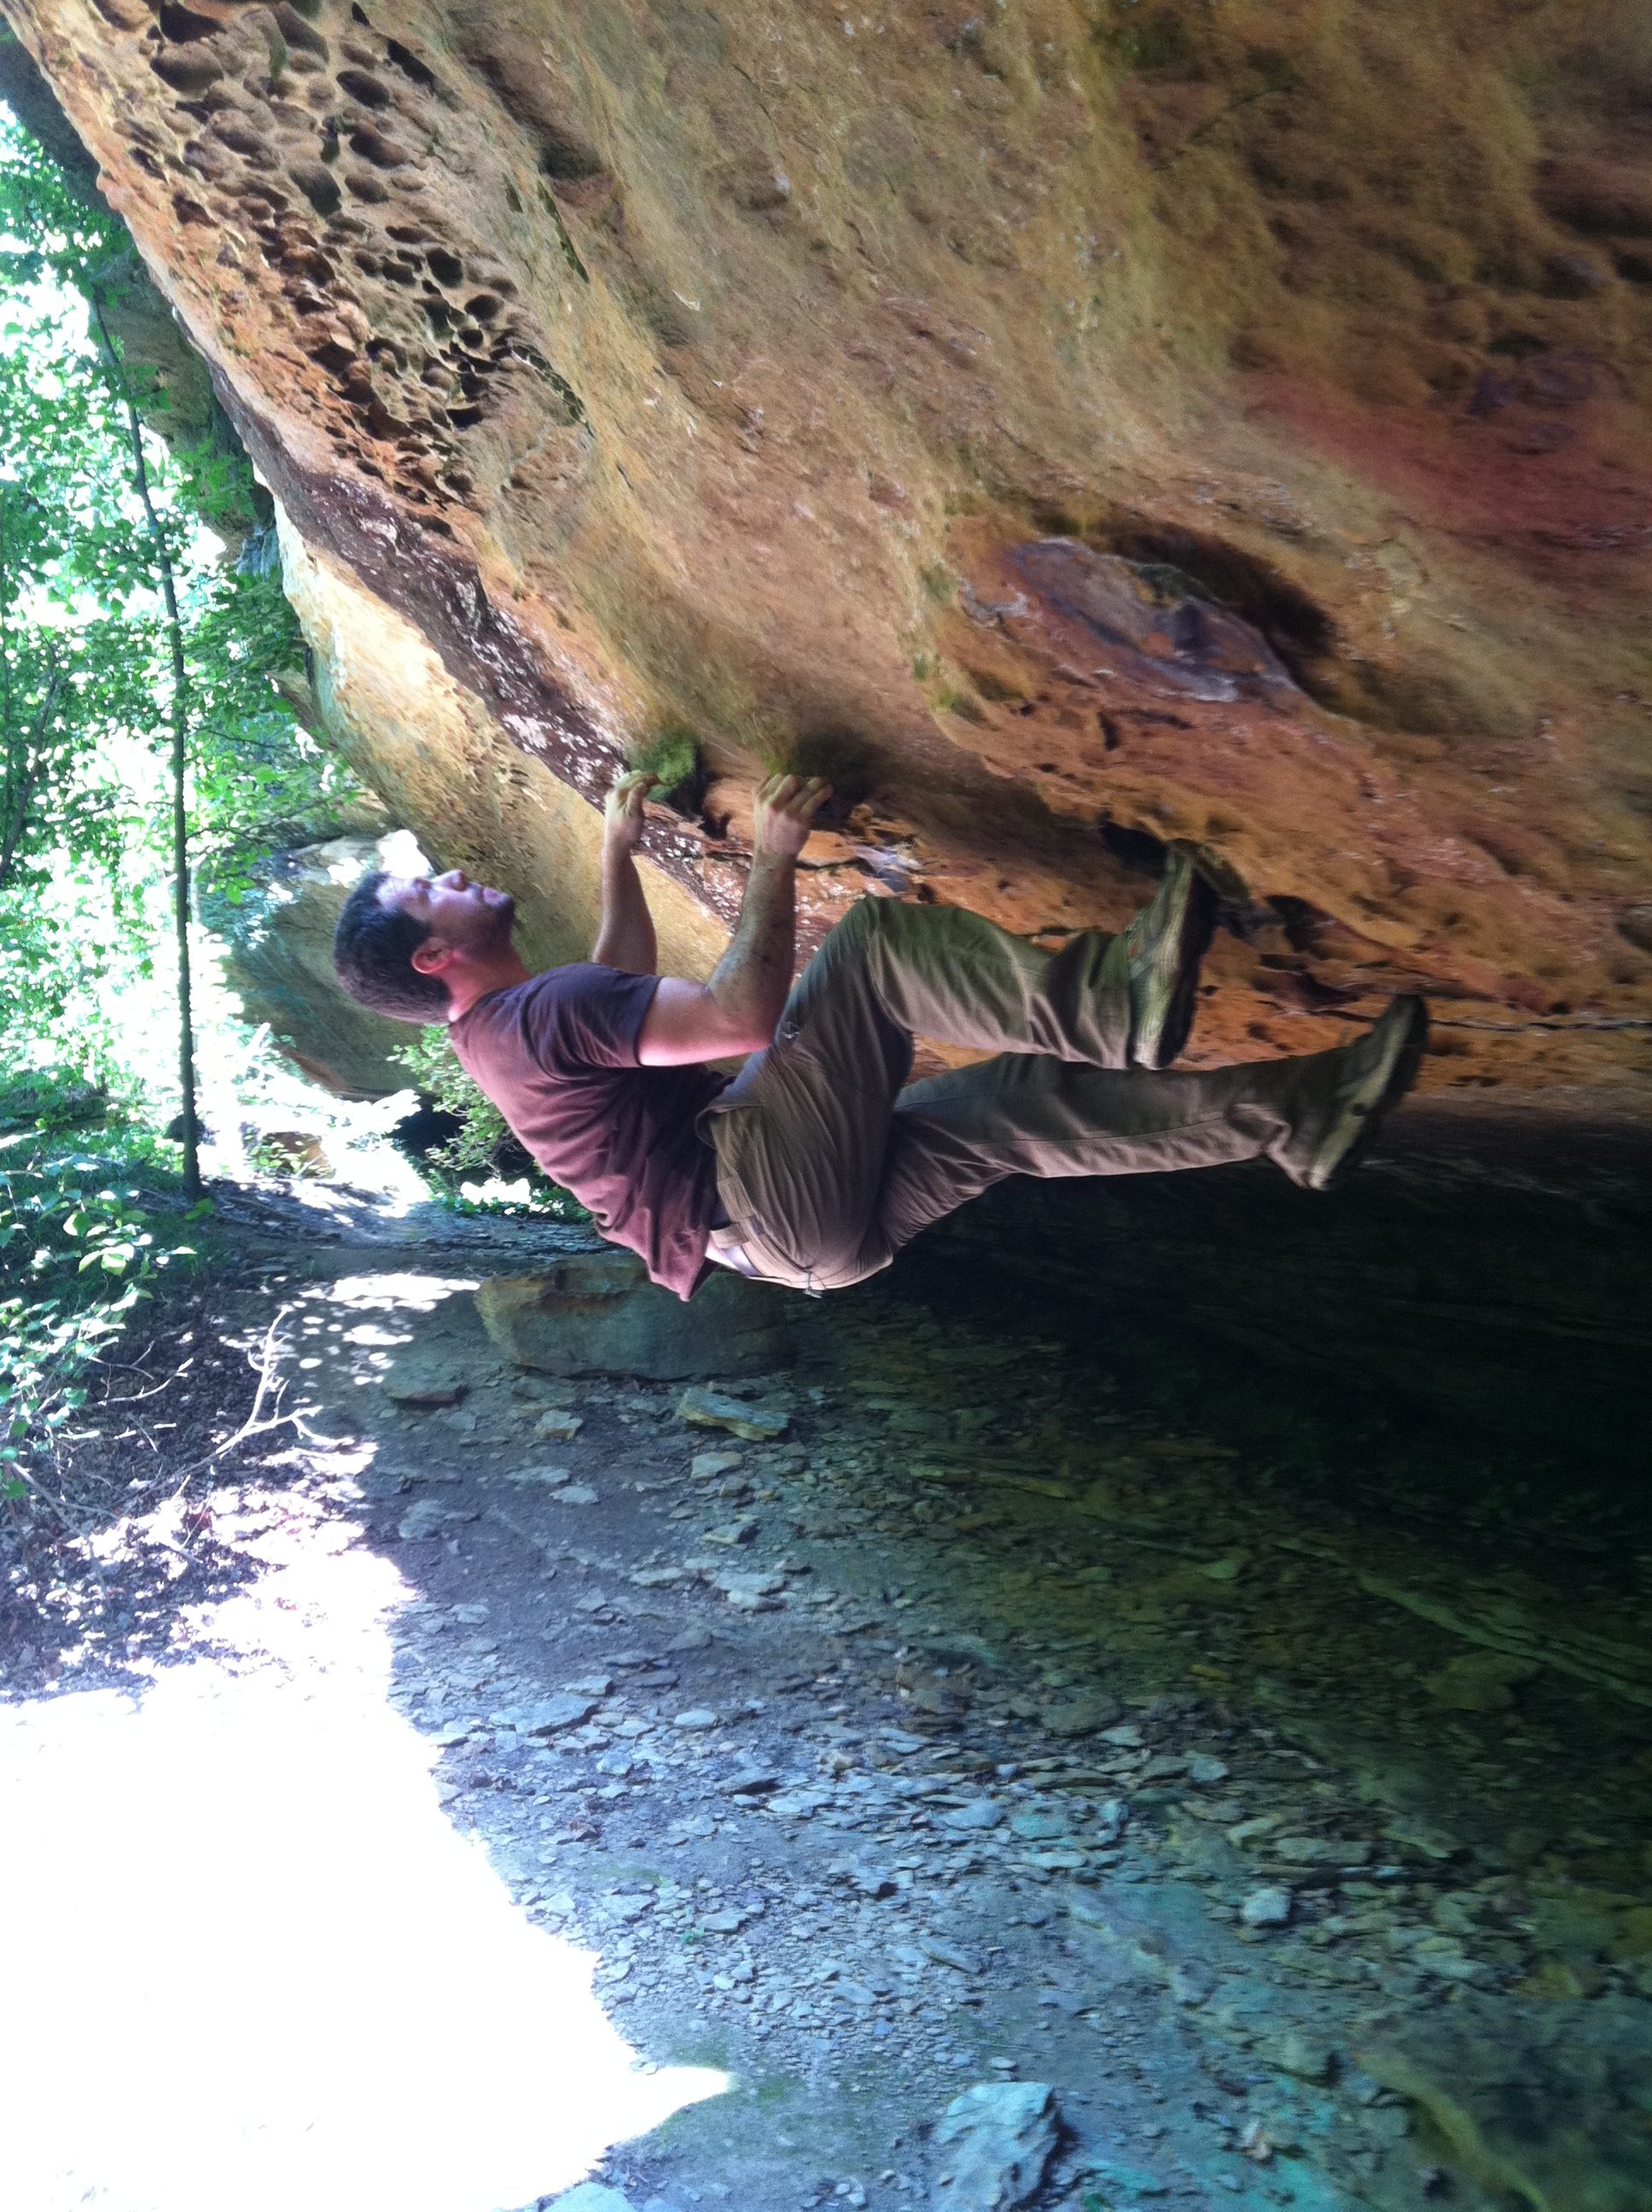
[[334, 771, 1427, 1300]]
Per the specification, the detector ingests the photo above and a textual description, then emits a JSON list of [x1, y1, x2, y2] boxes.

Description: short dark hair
[[332, 870, 451, 1022]]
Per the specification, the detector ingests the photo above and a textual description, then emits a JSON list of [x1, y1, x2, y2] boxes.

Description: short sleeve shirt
[[450, 966, 730, 1301]]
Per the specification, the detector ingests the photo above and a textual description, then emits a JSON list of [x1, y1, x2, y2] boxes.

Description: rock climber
[[333, 771, 1428, 1300]]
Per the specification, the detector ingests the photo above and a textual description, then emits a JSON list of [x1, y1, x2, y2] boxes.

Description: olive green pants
[[703, 895, 1343, 1293]]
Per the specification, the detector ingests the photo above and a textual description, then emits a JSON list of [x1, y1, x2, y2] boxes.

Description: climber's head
[[333, 867, 520, 1022]]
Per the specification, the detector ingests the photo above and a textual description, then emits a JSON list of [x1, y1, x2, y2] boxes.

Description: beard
[[476, 886, 516, 946]]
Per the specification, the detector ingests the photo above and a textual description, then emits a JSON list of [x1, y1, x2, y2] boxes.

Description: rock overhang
[[3, 0, 1649, 1109]]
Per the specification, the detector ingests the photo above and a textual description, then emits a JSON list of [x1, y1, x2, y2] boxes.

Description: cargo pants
[[702, 895, 1350, 1294]]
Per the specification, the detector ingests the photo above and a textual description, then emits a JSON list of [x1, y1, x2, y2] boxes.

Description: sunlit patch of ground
[[0, 1522, 724, 2212]]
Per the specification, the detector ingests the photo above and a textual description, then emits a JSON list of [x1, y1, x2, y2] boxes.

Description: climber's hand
[[604, 771, 656, 855], [753, 773, 832, 861]]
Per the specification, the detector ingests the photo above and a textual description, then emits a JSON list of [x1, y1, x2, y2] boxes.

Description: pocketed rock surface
[[7, 4, 1652, 1104], [8, 1185, 1647, 2212]]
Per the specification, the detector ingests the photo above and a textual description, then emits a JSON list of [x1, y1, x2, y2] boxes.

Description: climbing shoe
[[1298, 993, 1428, 1191], [1126, 843, 1218, 1070]]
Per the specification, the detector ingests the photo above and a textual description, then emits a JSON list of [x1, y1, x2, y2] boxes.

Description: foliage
[[0, 102, 364, 1079], [631, 724, 701, 804], [0, 1079, 196, 1499], [0, 102, 367, 1489], [393, 1025, 515, 1179], [392, 1027, 588, 1220]]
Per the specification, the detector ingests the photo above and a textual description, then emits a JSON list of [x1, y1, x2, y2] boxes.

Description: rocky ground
[[3, 1181, 1650, 2212]]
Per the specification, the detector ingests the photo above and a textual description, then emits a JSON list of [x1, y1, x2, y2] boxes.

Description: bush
[[392, 1027, 587, 1219], [0, 1099, 196, 1501]]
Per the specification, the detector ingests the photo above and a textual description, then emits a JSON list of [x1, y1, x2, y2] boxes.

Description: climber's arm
[[636, 774, 830, 1067], [590, 773, 659, 975]]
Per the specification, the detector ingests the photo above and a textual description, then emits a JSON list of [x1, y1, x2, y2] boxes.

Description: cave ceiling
[[4, 0, 1651, 1099]]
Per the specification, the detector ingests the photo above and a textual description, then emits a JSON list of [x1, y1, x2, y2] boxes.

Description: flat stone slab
[[929, 2081, 1062, 2209], [676, 1387, 790, 1441], [476, 1251, 792, 1380], [513, 1696, 600, 1736]]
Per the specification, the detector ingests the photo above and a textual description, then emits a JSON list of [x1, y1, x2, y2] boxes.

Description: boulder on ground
[[212, 831, 412, 1099], [474, 1251, 793, 1379]]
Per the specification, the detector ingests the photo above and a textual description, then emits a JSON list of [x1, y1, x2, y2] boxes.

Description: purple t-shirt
[[450, 966, 730, 1301]]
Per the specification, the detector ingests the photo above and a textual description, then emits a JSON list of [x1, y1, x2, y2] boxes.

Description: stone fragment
[[1189, 1753, 1230, 1785], [915, 1931, 982, 1975], [676, 1388, 791, 1441], [1169, 1960, 1215, 2005], [381, 1355, 467, 1407], [535, 1410, 585, 1441], [722, 1766, 782, 1796], [691, 1452, 745, 1479], [396, 1499, 474, 1540], [1271, 1835, 1370, 1867], [839, 1858, 899, 1898], [506, 1464, 572, 1487], [517, 1696, 600, 1736], [702, 1518, 758, 1546], [712, 1570, 787, 1610], [1423, 1651, 1540, 1713], [1039, 1696, 1121, 1739], [544, 2186, 637, 2212], [554, 1483, 599, 1505], [672, 1708, 720, 1730], [477, 1254, 791, 1379], [939, 1798, 1005, 1832], [1255, 2027, 1335, 2081], [1009, 1811, 1073, 1842], [929, 2081, 1061, 2209], [1242, 1885, 1294, 1928]]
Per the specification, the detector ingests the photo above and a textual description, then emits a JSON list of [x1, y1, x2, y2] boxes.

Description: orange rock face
[[7, 0, 1650, 1099]]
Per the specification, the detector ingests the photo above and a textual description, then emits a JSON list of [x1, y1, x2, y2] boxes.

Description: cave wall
[[4, 0, 1650, 1104]]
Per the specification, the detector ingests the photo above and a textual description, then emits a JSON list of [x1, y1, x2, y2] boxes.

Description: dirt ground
[[3, 1171, 1650, 2212]]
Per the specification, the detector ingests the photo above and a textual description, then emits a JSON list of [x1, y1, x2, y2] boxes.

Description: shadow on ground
[[3, 1092, 1648, 2211]]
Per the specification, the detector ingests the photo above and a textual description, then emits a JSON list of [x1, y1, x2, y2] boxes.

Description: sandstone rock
[[676, 1388, 792, 1441], [477, 1256, 791, 1382], [213, 834, 411, 1098], [16, 0, 1652, 1126], [930, 2081, 1062, 2210]]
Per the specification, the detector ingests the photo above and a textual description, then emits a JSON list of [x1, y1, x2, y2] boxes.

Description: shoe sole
[[1131, 850, 1217, 1070], [1306, 996, 1429, 1192]]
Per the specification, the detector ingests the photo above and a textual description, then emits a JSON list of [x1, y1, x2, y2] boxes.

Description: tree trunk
[[91, 299, 201, 1202]]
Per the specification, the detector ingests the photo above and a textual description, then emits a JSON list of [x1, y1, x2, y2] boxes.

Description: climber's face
[[383, 868, 516, 960]]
